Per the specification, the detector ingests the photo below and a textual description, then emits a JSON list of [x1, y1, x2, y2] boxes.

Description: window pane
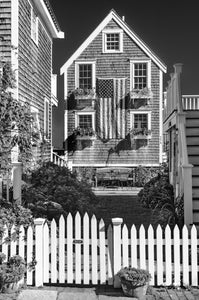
[[134, 63, 147, 89], [134, 114, 148, 129], [79, 64, 92, 89], [78, 115, 92, 129], [106, 33, 120, 50]]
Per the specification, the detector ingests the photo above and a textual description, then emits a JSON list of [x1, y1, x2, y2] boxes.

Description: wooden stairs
[[186, 110, 199, 225]]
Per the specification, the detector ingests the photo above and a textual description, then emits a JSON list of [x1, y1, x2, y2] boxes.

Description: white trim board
[[60, 9, 167, 77]]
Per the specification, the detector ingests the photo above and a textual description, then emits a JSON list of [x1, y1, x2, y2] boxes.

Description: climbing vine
[[0, 61, 40, 174]]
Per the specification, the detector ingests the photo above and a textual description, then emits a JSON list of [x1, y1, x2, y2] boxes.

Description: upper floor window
[[102, 29, 123, 53], [31, 6, 38, 44], [75, 61, 96, 90], [130, 60, 151, 91], [44, 98, 49, 138]]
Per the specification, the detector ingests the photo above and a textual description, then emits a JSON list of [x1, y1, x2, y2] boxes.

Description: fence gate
[[42, 213, 114, 286]]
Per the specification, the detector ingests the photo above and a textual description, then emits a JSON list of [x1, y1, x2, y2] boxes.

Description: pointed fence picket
[[1, 213, 199, 288]]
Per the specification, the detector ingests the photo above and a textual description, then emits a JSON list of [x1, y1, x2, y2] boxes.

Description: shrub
[[0, 199, 33, 240], [137, 174, 174, 210], [22, 162, 99, 219]]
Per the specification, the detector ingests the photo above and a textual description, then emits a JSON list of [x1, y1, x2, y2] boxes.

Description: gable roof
[[60, 9, 166, 75]]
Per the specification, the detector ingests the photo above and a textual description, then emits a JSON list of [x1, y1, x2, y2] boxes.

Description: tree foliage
[[0, 61, 39, 174], [22, 162, 100, 219]]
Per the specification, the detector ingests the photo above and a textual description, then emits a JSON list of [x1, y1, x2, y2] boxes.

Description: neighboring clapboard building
[[60, 9, 167, 184], [0, 0, 64, 162]]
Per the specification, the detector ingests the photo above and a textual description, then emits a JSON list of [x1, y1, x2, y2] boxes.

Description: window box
[[129, 87, 153, 99], [129, 128, 152, 140], [69, 88, 96, 100]]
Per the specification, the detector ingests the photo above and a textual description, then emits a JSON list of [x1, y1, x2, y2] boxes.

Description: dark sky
[[50, 0, 199, 148]]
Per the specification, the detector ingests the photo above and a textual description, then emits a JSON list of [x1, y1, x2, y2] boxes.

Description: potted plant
[[0, 253, 26, 294], [117, 267, 152, 299]]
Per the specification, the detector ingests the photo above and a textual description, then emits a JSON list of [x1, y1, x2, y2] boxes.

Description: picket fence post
[[34, 218, 45, 287], [112, 217, 123, 288]]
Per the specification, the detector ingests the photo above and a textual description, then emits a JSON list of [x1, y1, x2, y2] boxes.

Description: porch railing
[[51, 152, 67, 167], [182, 95, 199, 110]]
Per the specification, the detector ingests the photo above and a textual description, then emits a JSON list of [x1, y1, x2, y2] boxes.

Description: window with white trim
[[130, 60, 151, 90], [44, 99, 49, 138], [75, 61, 96, 90], [102, 29, 123, 53], [130, 111, 151, 131], [75, 111, 95, 131], [31, 6, 38, 44]]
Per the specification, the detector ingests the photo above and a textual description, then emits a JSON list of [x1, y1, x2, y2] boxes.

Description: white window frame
[[31, 106, 42, 141], [31, 5, 38, 45], [75, 61, 96, 90], [102, 29, 123, 53], [75, 111, 95, 131], [130, 59, 151, 90], [44, 98, 49, 138], [130, 110, 152, 134]]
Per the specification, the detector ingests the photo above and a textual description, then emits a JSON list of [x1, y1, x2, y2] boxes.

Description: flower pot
[[0, 281, 20, 294], [121, 281, 148, 299]]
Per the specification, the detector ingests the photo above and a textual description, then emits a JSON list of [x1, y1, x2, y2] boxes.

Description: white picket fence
[[0, 213, 199, 287]]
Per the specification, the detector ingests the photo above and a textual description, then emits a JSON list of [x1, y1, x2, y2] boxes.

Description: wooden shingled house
[[0, 0, 64, 162], [60, 9, 167, 187]]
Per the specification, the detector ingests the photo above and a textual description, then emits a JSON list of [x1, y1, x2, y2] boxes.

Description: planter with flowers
[[73, 127, 96, 151], [117, 267, 152, 299], [130, 87, 153, 99], [0, 253, 26, 294], [129, 128, 152, 140]]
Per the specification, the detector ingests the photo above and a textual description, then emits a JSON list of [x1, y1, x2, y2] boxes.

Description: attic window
[[102, 29, 123, 53]]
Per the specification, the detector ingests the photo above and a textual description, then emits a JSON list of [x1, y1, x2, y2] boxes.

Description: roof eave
[[32, 0, 65, 39]]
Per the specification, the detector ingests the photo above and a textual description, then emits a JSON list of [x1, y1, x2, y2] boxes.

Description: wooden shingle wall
[[18, 0, 52, 160], [67, 19, 161, 166], [0, 0, 11, 61]]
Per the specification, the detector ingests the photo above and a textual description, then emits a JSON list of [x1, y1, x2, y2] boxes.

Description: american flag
[[96, 78, 127, 139]]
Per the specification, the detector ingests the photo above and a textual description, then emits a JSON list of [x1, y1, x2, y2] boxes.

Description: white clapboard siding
[[51, 219, 57, 283], [75, 212, 81, 284], [83, 213, 90, 284]]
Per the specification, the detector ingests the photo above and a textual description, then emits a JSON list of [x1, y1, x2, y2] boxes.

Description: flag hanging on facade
[[96, 78, 127, 139]]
